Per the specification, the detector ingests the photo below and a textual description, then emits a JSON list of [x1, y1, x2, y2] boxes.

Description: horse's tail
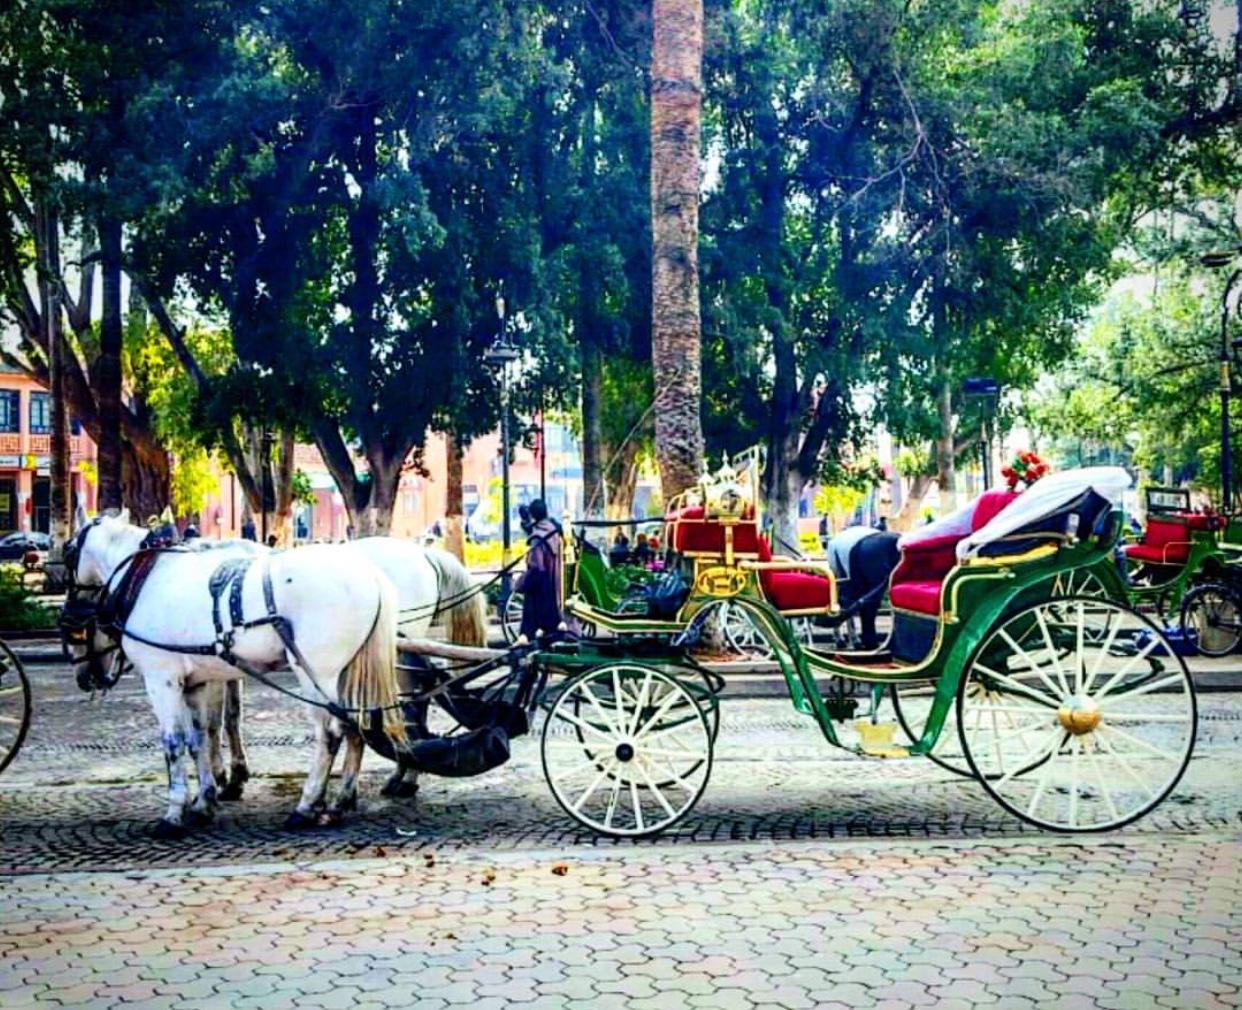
[[341, 573, 406, 747], [428, 547, 486, 647]]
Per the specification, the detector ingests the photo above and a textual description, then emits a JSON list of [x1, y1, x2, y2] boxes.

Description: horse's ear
[[117, 507, 130, 525]]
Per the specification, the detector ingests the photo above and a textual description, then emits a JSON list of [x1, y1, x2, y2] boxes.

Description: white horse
[[215, 537, 487, 799], [65, 511, 406, 837]]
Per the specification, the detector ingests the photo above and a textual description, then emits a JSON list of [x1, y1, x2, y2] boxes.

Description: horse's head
[[60, 508, 138, 692]]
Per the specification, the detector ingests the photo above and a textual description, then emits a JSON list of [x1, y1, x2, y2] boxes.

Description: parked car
[[0, 532, 51, 567]]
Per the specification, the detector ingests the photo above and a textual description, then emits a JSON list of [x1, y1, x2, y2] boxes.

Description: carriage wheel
[[723, 604, 812, 659], [1181, 583, 1242, 658], [891, 682, 971, 777], [0, 640, 33, 776], [891, 679, 1050, 780], [500, 591, 524, 644], [959, 596, 1196, 832], [542, 663, 712, 837], [1049, 568, 1108, 599]]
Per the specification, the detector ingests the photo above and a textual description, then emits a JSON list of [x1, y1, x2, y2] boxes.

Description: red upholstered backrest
[[757, 535, 773, 562], [890, 533, 962, 590], [1181, 513, 1216, 532], [1144, 518, 1186, 549], [971, 490, 1020, 532], [669, 512, 762, 557]]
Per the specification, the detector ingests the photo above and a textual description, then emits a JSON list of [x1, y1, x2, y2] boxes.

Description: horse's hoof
[[317, 809, 346, 828], [184, 807, 214, 828], [284, 809, 319, 831], [218, 779, 245, 802], [152, 818, 186, 841], [383, 780, 420, 800]]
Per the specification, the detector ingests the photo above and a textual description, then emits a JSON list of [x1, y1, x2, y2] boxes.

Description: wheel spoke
[[994, 727, 1062, 788], [582, 682, 623, 737], [555, 708, 616, 742], [997, 630, 1064, 700], [629, 780, 645, 833], [1034, 609, 1072, 697], [1085, 738, 1121, 823], [1097, 673, 1187, 705], [635, 762, 677, 818], [1096, 722, 1181, 763], [1092, 637, 1162, 699], [1094, 727, 1157, 800], [972, 664, 1062, 708], [570, 760, 618, 813]]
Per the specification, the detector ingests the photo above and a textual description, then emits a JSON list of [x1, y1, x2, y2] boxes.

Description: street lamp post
[[1200, 248, 1242, 510], [484, 294, 520, 602]]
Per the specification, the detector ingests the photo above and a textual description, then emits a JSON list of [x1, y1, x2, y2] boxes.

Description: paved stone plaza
[[2, 657, 1240, 1007]]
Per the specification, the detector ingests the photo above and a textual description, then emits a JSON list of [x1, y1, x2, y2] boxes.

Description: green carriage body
[[534, 468, 1197, 838]]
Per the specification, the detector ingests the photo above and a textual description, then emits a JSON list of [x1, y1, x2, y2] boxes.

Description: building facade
[[0, 365, 97, 534]]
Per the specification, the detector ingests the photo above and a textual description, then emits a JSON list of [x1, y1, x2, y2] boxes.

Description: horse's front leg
[[285, 711, 342, 830], [143, 671, 196, 839], [219, 678, 251, 801]]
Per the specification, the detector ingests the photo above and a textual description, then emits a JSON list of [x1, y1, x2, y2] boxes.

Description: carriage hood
[[899, 466, 1132, 559], [957, 466, 1131, 559]]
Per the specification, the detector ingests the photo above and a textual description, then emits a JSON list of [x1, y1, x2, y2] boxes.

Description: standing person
[[241, 513, 256, 542], [516, 498, 563, 641]]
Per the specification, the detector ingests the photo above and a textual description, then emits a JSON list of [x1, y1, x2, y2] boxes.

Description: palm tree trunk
[[36, 202, 72, 547], [650, 0, 705, 502], [97, 213, 124, 510]]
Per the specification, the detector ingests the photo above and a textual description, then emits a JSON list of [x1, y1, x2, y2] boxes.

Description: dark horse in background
[[826, 527, 900, 650]]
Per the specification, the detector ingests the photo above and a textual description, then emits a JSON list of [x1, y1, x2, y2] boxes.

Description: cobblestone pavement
[[2, 833, 1239, 1009], [2, 661, 1242, 873], [4, 661, 1242, 1008]]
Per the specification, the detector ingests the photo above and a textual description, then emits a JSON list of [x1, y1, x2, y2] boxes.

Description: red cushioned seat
[[887, 491, 1019, 617], [668, 506, 762, 556], [1180, 513, 1216, 532], [889, 580, 943, 615], [1124, 516, 1191, 565], [765, 570, 834, 611]]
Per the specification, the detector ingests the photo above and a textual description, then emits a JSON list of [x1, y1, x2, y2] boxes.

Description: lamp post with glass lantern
[[1200, 247, 1242, 509], [484, 294, 520, 601]]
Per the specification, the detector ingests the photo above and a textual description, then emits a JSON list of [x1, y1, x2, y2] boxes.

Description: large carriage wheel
[[542, 663, 712, 837], [0, 640, 33, 776], [1180, 583, 1242, 658], [959, 596, 1195, 832]]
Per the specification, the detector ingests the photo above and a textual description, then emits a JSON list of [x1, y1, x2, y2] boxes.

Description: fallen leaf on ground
[[551, 863, 569, 876]]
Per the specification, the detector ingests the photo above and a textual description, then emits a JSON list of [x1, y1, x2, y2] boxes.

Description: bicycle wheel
[[0, 639, 33, 776], [1181, 583, 1242, 657]]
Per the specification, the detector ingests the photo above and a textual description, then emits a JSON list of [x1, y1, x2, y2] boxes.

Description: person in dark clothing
[[609, 530, 631, 566], [516, 498, 563, 641], [241, 516, 256, 541]]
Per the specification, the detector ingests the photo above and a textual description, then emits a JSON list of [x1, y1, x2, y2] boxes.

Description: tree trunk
[[892, 471, 933, 532], [36, 202, 73, 547], [580, 330, 606, 516], [605, 439, 642, 521], [444, 428, 465, 561], [650, 0, 705, 501], [121, 439, 171, 521], [936, 372, 956, 516], [96, 213, 124, 510]]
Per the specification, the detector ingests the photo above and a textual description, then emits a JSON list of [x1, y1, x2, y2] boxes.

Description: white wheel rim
[[724, 604, 772, 659], [543, 664, 711, 837], [961, 598, 1195, 831], [892, 681, 971, 774]]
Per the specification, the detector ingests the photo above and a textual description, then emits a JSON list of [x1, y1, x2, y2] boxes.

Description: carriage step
[[854, 721, 912, 759]]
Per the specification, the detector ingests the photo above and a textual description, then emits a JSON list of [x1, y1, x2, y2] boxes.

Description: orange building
[[0, 365, 97, 534]]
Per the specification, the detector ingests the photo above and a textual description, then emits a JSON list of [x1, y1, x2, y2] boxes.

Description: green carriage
[[1069, 485, 1242, 656], [533, 466, 1198, 838]]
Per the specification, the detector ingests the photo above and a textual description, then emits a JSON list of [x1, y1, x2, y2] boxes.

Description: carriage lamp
[[1199, 248, 1242, 511]]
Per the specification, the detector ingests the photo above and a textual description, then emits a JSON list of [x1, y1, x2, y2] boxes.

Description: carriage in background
[[534, 464, 1198, 836], [1076, 485, 1242, 656]]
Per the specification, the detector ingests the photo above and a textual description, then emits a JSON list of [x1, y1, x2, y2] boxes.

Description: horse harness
[[61, 524, 311, 694]]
